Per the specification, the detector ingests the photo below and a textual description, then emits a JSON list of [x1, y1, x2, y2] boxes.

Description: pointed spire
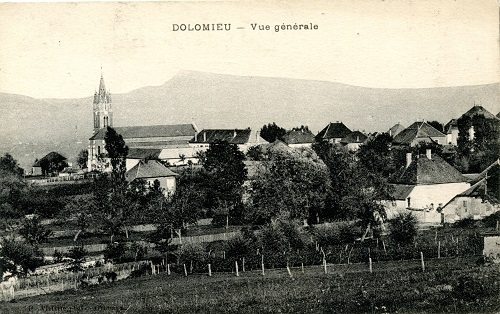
[[99, 73, 106, 95]]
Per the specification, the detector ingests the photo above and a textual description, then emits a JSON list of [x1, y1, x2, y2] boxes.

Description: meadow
[[3, 255, 499, 314]]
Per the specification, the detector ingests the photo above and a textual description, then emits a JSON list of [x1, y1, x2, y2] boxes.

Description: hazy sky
[[0, 0, 498, 99]]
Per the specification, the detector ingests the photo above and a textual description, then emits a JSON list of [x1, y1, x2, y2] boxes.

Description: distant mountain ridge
[[1, 70, 499, 168]]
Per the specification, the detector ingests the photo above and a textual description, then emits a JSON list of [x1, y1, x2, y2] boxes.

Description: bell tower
[[93, 73, 113, 134]]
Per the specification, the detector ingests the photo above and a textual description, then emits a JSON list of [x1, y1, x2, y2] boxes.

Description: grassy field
[[3, 256, 500, 314]]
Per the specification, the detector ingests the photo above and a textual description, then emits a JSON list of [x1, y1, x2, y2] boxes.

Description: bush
[[311, 221, 360, 246], [66, 245, 87, 272], [104, 242, 127, 263], [389, 212, 418, 245]]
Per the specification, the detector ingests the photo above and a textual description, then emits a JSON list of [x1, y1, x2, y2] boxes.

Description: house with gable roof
[[441, 159, 500, 223], [384, 149, 470, 223], [189, 128, 267, 153], [392, 121, 446, 147], [125, 159, 178, 195], [315, 121, 352, 144], [444, 105, 499, 146]]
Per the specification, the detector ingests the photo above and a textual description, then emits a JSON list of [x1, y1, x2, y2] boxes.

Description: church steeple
[[93, 73, 113, 133]]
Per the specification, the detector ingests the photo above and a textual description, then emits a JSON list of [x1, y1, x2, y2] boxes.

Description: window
[[463, 200, 467, 207]]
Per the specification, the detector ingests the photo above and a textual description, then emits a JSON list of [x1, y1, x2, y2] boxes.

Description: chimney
[[233, 129, 237, 138], [406, 152, 412, 168], [203, 131, 207, 142], [256, 130, 260, 142], [194, 131, 198, 142], [426, 148, 432, 160]]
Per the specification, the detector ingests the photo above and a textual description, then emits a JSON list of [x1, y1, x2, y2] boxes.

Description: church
[[87, 74, 198, 171]]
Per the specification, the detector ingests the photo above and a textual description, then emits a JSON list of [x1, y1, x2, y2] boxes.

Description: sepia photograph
[[0, 0, 499, 313]]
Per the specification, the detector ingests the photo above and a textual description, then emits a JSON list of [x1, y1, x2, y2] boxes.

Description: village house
[[340, 130, 368, 151], [281, 127, 315, 148], [392, 121, 446, 146], [125, 159, 178, 195], [441, 159, 500, 223], [315, 121, 352, 144], [384, 149, 471, 224], [444, 105, 499, 146], [188, 128, 267, 153]]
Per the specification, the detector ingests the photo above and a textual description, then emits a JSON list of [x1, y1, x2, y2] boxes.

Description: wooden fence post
[[208, 264, 212, 277], [438, 241, 441, 259], [382, 240, 387, 254], [167, 264, 171, 276], [261, 255, 265, 276], [369, 258, 373, 273], [301, 262, 304, 273], [420, 252, 425, 272], [323, 258, 327, 274], [286, 264, 293, 278], [242, 257, 245, 272], [183, 264, 188, 277]]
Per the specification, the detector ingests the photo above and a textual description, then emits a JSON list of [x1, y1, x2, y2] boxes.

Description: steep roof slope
[[393, 121, 445, 145], [390, 154, 469, 185], [125, 160, 178, 181], [190, 129, 254, 144], [461, 105, 499, 120], [316, 122, 352, 140]]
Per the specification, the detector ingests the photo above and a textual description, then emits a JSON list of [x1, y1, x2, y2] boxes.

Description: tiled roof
[[390, 153, 469, 185], [388, 123, 405, 137], [461, 105, 499, 120], [33, 152, 66, 166], [390, 184, 414, 200], [127, 148, 162, 160], [90, 124, 196, 140], [125, 160, 178, 181], [190, 129, 261, 144], [393, 121, 445, 145], [316, 122, 352, 140], [281, 128, 315, 145], [341, 131, 368, 144]]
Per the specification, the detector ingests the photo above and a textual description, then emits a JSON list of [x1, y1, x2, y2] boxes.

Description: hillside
[[1, 70, 499, 169]]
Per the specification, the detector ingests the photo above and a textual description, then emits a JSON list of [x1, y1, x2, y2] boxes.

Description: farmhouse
[[384, 149, 470, 224], [125, 159, 178, 195], [441, 159, 500, 223], [315, 121, 352, 144], [392, 121, 446, 146]]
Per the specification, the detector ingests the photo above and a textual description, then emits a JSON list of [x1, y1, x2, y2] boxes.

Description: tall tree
[[76, 149, 88, 169], [203, 140, 247, 223], [0, 153, 24, 176], [313, 141, 392, 239], [18, 216, 52, 245], [104, 126, 129, 180], [0, 238, 44, 277], [260, 122, 286, 143], [357, 132, 395, 177], [248, 146, 330, 224]]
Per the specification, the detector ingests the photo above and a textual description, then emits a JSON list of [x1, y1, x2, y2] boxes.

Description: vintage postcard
[[0, 1, 499, 313]]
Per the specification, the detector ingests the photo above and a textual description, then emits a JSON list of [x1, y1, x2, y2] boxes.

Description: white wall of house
[[442, 196, 500, 223], [145, 177, 176, 196], [288, 143, 313, 149], [446, 128, 459, 145], [407, 183, 470, 210]]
